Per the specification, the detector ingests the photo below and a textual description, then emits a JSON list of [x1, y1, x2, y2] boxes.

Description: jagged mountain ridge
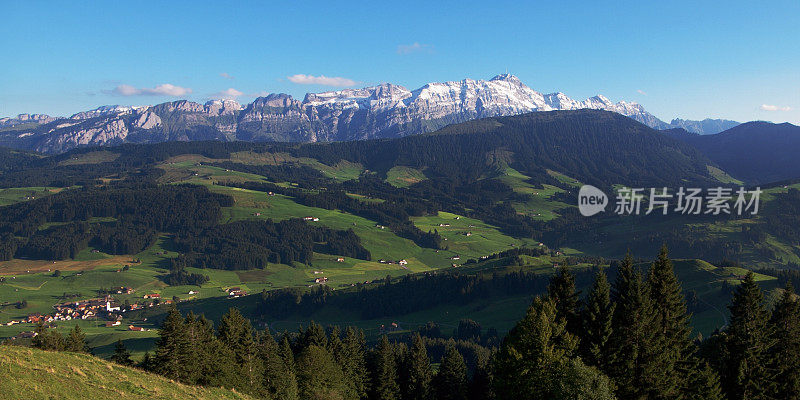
[[0, 74, 730, 153], [668, 118, 740, 135]]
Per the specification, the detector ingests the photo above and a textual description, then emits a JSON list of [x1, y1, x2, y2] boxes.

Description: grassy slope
[[0, 345, 252, 400], [0, 186, 60, 207], [496, 167, 574, 221], [386, 166, 427, 188]]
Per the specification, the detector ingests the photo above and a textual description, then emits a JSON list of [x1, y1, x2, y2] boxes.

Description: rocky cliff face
[[1, 74, 697, 153], [668, 118, 740, 135], [0, 113, 60, 127]]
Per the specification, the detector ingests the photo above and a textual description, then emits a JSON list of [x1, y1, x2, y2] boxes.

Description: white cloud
[[637, 89, 647, 96], [112, 84, 141, 96], [760, 104, 791, 112], [220, 72, 234, 79], [111, 83, 192, 97], [397, 42, 433, 55], [287, 74, 356, 86], [210, 88, 244, 100]]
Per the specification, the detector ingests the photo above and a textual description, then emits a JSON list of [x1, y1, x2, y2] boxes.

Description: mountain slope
[[1, 74, 672, 153], [293, 109, 720, 187], [669, 121, 800, 184], [0, 345, 253, 400]]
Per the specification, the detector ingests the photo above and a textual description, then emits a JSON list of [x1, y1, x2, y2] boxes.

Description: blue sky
[[1, 1, 798, 124]]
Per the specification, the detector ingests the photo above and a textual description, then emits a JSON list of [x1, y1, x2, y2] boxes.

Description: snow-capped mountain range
[[0, 74, 737, 153]]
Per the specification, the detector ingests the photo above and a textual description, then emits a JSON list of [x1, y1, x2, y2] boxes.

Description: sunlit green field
[[0, 186, 59, 206], [386, 166, 427, 187], [497, 168, 573, 221]]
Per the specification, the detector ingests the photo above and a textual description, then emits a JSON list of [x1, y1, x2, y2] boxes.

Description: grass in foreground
[[0, 345, 253, 400]]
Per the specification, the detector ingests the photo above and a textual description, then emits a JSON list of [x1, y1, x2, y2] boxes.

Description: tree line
[[0, 184, 230, 260], [171, 218, 370, 270]]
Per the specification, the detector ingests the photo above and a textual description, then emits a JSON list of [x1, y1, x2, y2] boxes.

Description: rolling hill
[[667, 121, 800, 184], [0, 345, 253, 400], [293, 109, 723, 188]]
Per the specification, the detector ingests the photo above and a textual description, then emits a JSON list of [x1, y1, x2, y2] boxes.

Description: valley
[[1, 111, 798, 365]]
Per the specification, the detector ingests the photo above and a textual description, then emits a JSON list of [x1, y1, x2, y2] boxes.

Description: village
[[6, 287, 175, 340]]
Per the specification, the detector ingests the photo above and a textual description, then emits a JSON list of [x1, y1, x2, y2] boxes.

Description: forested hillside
[[667, 121, 800, 184]]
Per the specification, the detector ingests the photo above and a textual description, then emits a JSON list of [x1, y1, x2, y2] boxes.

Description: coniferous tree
[[609, 252, 660, 400], [139, 351, 154, 371], [403, 333, 433, 400], [433, 341, 468, 400], [548, 266, 582, 335], [153, 306, 193, 382], [187, 313, 234, 388], [684, 359, 724, 400], [721, 272, 775, 400], [492, 296, 613, 400], [468, 350, 494, 400], [297, 321, 328, 350], [331, 326, 369, 400], [32, 322, 65, 351], [580, 270, 615, 372], [218, 307, 261, 393], [297, 344, 348, 400], [257, 330, 299, 400], [768, 282, 800, 399], [110, 339, 133, 366], [370, 335, 401, 400], [646, 245, 692, 398], [279, 336, 300, 400], [65, 325, 88, 353], [181, 312, 203, 383]]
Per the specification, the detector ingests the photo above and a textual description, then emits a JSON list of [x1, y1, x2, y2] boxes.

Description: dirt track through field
[[0, 255, 135, 276]]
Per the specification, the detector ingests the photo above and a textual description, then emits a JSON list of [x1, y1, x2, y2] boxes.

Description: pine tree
[[403, 333, 432, 400], [296, 344, 347, 400], [608, 252, 660, 400], [492, 296, 612, 400], [153, 305, 192, 382], [721, 272, 776, 400], [278, 336, 300, 400], [139, 351, 153, 371], [297, 321, 328, 349], [684, 359, 724, 400], [258, 330, 299, 400], [548, 266, 582, 335], [331, 326, 369, 400], [370, 335, 401, 400], [469, 350, 494, 400], [65, 325, 88, 353], [768, 282, 800, 399], [433, 341, 468, 400], [646, 245, 692, 398], [218, 307, 261, 393], [110, 339, 133, 366], [32, 322, 65, 351], [188, 313, 233, 388], [580, 270, 615, 372]]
